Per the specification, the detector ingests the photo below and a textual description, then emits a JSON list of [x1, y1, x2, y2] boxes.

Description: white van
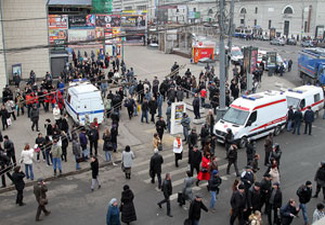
[[214, 91, 287, 148], [285, 85, 324, 115], [65, 80, 105, 125], [230, 46, 243, 64]]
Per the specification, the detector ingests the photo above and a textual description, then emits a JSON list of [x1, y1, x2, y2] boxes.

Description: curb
[[0, 159, 122, 194]]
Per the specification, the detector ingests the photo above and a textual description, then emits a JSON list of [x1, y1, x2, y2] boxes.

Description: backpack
[[296, 185, 304, 197]]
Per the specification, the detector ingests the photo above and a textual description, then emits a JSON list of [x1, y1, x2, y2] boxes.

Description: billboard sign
[[48, 15, 68, 29], [69, 15, 96, 29], [95, 14, 121, 28], [68, 29, 96, 43], [49, 29, 68, 44]]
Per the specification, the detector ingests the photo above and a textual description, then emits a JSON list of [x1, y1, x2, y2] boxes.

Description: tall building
[[0, 0, 50, 92]]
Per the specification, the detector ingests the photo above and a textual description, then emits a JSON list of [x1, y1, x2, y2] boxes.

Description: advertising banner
[[170, 102, 186, 135], [48, 15, 68, 29], [104, 27, 121, 44], [95, 14, 120, 28], [49, 29, 68, 44], [92, 0, 113, 14], [250, 48, 258, 74], [68, 29, 96, 43], [69, 15, 96, 29], [120, 15, 146, 28]]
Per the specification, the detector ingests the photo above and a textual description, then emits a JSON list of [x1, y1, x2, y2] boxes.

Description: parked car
[[270, 38, 285, 46], [286, 38, 297, 45], [301, 40, 314, 47]]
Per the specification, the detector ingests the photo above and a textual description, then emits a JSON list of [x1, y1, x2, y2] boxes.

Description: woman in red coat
[[196, 152, 211, 186]]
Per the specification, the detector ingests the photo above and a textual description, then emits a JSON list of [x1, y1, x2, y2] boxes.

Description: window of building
[[268, 20, 272, 29], [240, 19, 245, 25], [255, 7, 258, 14], [254, 19, 257, 26], [193, 8, 196, 12], [124, 6, 132, 10], [137, 5, 147, 11], [283, 6, 293, 14], [240, 8, 247, 14]]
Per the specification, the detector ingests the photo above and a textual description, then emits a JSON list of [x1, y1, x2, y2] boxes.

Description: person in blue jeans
[[208, 170, 222, 212], [72, 135, 81, 170], [20, 144, 34, 180], [141, 99, 149, 123], [297, 181, 313, 225], [51, 138, 62, 177]]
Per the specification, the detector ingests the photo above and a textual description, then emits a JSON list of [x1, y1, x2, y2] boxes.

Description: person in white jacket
[[52, 104, 61, 124], [173, 135, 183, 167], [20, 143, 34, 180]]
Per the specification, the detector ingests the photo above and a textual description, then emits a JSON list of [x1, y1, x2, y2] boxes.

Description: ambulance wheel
[[239, 136, 247, 149], [274, 126, 281, 136]]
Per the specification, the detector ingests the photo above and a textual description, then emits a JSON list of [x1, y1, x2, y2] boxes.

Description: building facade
[[233, 0, 325, 39], [0, 0, 50, 90]]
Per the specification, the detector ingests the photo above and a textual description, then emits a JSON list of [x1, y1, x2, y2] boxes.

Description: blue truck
[[298, 48, 325, 85]]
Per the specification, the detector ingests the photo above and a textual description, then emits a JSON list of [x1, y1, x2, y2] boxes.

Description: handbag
[[76, 157, 84, 163], [184, 218, 192, 225], [121, 162, 125, 172], [157, 143, 163, 151], [6, 118, 12, 126], [34, 147, 41, 153], [39, 198, 48, 206]]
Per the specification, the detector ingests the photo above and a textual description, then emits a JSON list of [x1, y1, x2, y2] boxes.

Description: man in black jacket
[[155, 117, 167, 141], [208, 170, 222, 211], [230, 184, 247, 225], [188, 145, 202, 176], [297, 181, 312, 224], [286, 106, 294, 131], [12, 166, 25, 206], [150, 149, 164, 189], [187, 128, 198, 150], [3, 135, 16, 165], [247, 182, 262, 213], [192, 94, 201, 119], [280, 199, 299, 225], [227, 144, 240, 177], [268, 182, 282, 225], [304, 106, 314, 135], [292, 108, 303, 135], [141, 99, 149, 123], [88, 125, 99, 156], [158, 173, 173, 217], [313, 161, 325, 200], [260, 173, 272, 214], [189, 195, 208, 224]]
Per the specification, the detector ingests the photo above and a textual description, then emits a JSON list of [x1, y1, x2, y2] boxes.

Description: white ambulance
[[65, 80, 105, 125], [214, 90, 288, 148], [284, 85, 324, 116]]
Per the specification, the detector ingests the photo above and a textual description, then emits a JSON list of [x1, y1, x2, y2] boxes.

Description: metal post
[[216, 0, 227, 121], [225, 0, 235, 81], [0, 0, 8, 86]]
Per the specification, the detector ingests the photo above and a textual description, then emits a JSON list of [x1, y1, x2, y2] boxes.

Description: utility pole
[[216, 0, 227, 120], [225, 0, 235, 81]]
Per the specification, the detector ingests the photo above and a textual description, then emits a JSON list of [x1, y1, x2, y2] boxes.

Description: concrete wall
[[2, 0, 50, 80]]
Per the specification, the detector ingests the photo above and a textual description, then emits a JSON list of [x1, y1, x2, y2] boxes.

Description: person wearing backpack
[[296, 181, 313, 225]]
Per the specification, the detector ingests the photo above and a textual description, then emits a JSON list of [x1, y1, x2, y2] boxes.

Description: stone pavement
[[0, 45, 295, 193]]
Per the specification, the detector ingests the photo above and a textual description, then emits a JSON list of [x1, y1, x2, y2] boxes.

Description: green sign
[[92, 0, 113, 14]]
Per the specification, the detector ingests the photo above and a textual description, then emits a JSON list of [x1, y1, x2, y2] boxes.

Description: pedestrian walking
[[181, 113, 191, 142], [188, 195, 208, 225], [88, 124, 99, 156], [260, 173, 272, 214], [79, 128, 89, 160], [269, 165, 281, 184], [90, 156, 101, 191], [44, 136, 53, 166], [226, 144, 240, 177], [106, 198, 121, 225], [264, 133, 273, 166], [72, 134, 81, 170], [304, 106, 314, 135], [20, 143, 34, 180], [152, 133, 162, 150], [53, 104, 61, 124], [155, 116, 167, 141], [208, 170, 222, 212], [102, 128, 116, 165], [246, 139, 256, 166], [0, 104, 9, 131], [225, 128, 234, 154], [35, 133, 46, 162], [247, 182, 262, 215], [157, 173, 173, 217], [270, 143, 282, 167], [140, 99, 149, 123], [313, 161, 325, 200], [51, 138, 62, 177], [196, 152, 211, 186], [188, 145, 202, 176], [121, 145, 135, 179], [240, 165, 255, 191], [12, 166, 25, 206], [193, 94, 201, 119], [4, 135, 16, 165], [173, 135, 183, 167], [181, 171, 196, 208], [296, 180, 312, 225], [120, 185, 137, 224], [230, 184, 247, 225], [149, 97, 157, 123], [267, 182, 282, 225], [286, 106, 294, 131], [33, 178, 51, 221], [313, 203, 325, 224], [60, 131, 68, 162], [280, 199, 299, 225], [149, 148, 164, 189], [292, 108, 303, 135], [30, 104, 40, 132]]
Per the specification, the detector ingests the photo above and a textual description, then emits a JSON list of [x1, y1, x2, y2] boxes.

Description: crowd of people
[[0, 48, 324, 225]]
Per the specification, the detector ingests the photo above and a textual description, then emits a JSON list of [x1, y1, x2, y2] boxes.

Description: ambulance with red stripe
[[284, 85, 324, 116], [214, 91, 287, 148]]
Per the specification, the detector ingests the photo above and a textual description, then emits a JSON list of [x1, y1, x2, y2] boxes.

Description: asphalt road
[[0, 45, 323, 225]]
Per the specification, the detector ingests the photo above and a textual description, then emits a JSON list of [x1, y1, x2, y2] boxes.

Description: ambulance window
[[314, 94, 320, 103], [247, 111, 257, 126], [299, 99, 305, 109], [67, 94, 71, 104]]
